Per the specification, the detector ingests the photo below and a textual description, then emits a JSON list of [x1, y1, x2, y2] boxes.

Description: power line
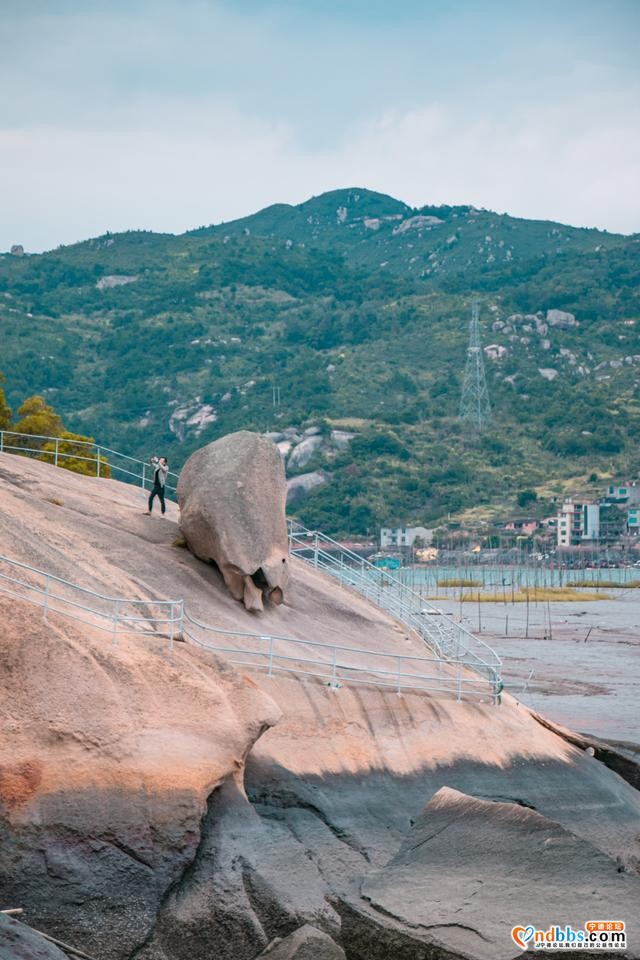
[[459, 299, 491, 433]]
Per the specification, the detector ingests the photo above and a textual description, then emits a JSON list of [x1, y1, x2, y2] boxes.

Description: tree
[[13, 395, 62, 439], [40, 431, 112, 478], [0, 372, 11, 430], [517, 489, 538, 508], [2, 380, 111, 478]]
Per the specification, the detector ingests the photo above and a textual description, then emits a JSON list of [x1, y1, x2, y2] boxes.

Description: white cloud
[[1, 2, 638, 249]]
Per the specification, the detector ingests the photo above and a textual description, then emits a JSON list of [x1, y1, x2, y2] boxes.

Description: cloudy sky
[[1, 0, 639, 251]]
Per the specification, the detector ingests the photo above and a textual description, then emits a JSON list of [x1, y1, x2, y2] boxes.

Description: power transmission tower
[[459, 299, 491, 432]]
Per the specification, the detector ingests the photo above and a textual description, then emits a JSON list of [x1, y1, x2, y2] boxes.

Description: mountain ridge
[[1, 187, 639, 535]]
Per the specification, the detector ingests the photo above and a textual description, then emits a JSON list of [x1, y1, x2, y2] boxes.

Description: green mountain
[[191, 187, 625, 282], [1, 188, 639, 536]]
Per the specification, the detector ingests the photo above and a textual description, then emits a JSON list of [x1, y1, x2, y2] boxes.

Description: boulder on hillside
[[95, 274, 138, 290], [257, 924, 346, 959], [547, 308, 578, 328], [178, 431, 290, 611], [287, 434, 324, 471], [286, 471, 326, 506], [338, 786, 640, 960]]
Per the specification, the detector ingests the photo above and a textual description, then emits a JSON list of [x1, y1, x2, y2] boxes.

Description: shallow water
[[398, 563, 640, 591], [431, 590, 640, 743]]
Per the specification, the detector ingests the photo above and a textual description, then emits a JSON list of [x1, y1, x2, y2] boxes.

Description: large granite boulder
[[547, 308, 578, 328], [338, 786, 640, 960], [286, 471, 326, 506], [178, 431, 290, 611]]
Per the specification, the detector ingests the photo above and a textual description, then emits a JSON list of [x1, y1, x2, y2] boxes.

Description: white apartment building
[[380, 526, 433, 549], [557, 501, 600, 547]]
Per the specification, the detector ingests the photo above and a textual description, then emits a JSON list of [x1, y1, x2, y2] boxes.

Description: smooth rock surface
[[178, 431, 289, 610], [339, 786, 640, 960]]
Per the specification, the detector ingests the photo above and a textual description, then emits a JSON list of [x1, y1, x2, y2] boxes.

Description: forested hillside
[[1, 188, 639, 535]]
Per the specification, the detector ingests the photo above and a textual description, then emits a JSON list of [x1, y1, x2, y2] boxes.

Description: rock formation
[[286, 471, 326, 506], [547, 308, 578, 328], [338, 786, 640, 959], [1, 452, 640, 960], [178, 431, 290, 611]]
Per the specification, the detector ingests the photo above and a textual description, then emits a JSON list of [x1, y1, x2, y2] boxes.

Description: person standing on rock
[[146, 456, 168, 515]]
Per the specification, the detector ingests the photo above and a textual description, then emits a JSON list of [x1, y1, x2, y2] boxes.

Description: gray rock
[[302, 426, 322, 438], [95, 274, 138, 290], [257, 924, 345, 959], [0, 915, 69, 959], [286, 472, 326, 506], [338, 786, 640, 960], [329, 430, 354, 450], [264, 432, 285, 443], [538, 367, 558, 381], [392, 215, 444, 235], [178, 431, 290, 611], [287, 435, 324, 471], [135, 780, 339, 960], [10, 244, 25, 257], [547, 308, 578, 328]]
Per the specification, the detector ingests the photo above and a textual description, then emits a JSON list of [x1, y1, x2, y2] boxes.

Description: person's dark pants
[[148, 484, 166, 514]]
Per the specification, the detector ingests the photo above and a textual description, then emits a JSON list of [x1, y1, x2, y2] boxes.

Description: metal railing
[[183, 611, 494, 700], [0, 553, 183, 648], [0, 430, 501, 700], [288, 521, 502, 697], [0, 553, 498, 702], [0, 430, 180, 499]]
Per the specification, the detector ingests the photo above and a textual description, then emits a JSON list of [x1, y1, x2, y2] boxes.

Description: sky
[[1, 0, 639, 251]]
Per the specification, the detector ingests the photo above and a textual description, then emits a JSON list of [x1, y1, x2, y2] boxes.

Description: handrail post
[[142, 462, 146, 490], [97, 447, 102, 478], [54, 437, 59, 467], [313, 533, 319, 567], [169, 601, 175, 651], [267, 636, 274, 676], [330, 646, 338, 688], [0, 430, 3, 453], [112, 599, 119, 646]]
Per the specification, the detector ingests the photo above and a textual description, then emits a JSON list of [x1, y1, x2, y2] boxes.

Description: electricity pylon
[[459, 299, 491, 432]]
